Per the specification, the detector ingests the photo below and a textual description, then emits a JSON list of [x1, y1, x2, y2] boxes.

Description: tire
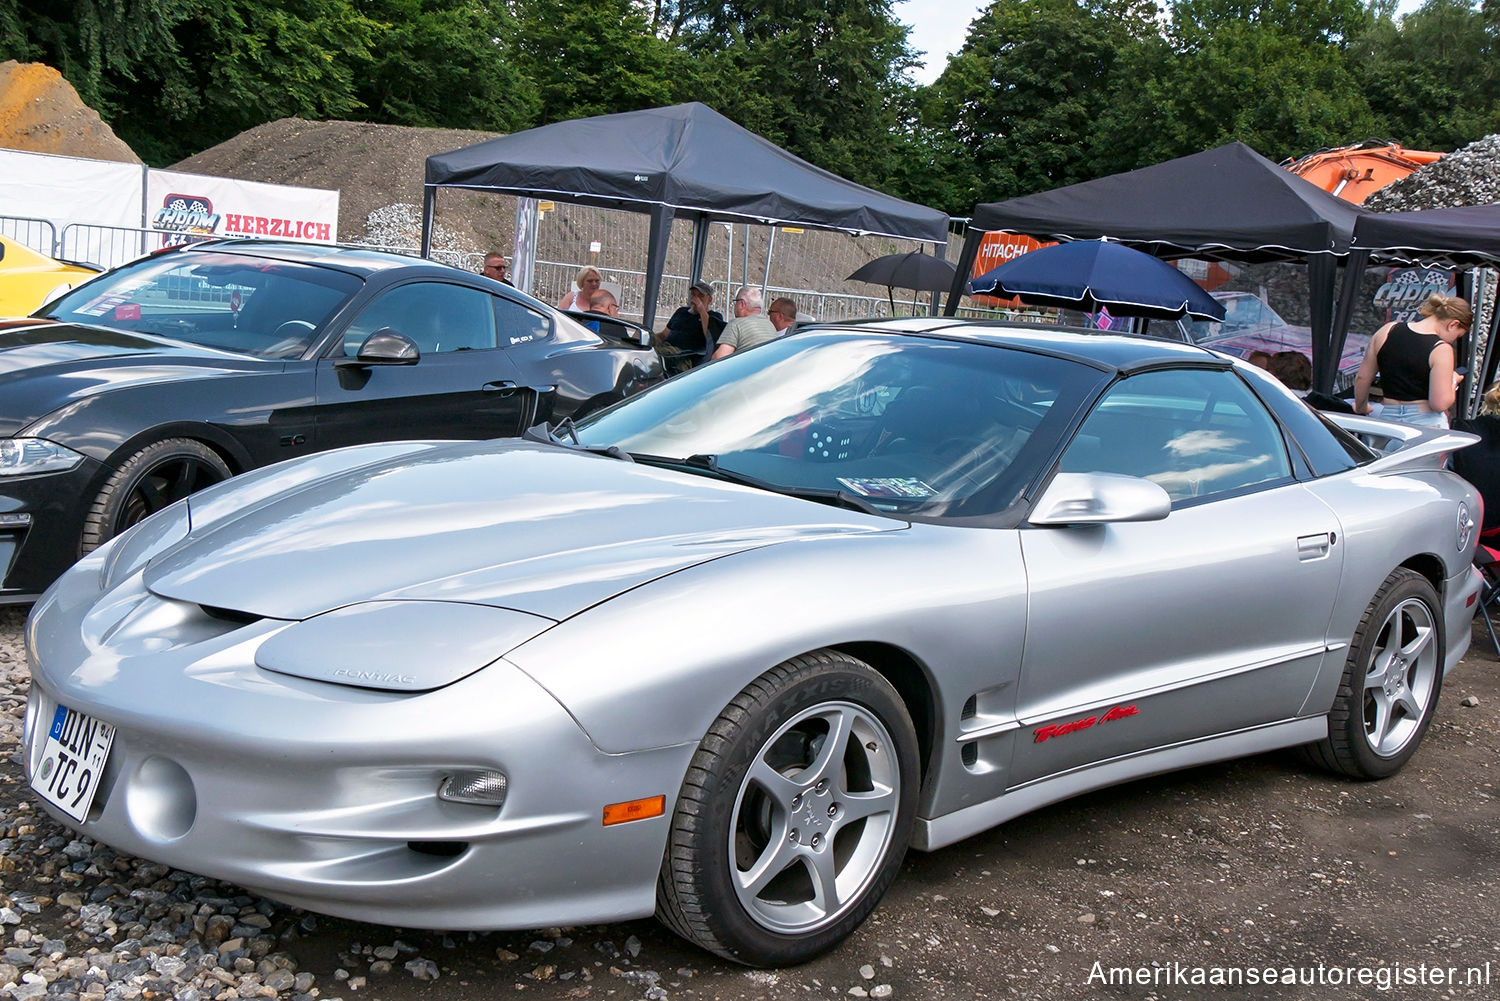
[[1305, 568, 1444, 779], [657, 650, 919, 966], [81, 438, 232, 553]]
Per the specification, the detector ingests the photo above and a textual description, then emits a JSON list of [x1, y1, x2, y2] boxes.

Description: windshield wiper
[[675, 454, 882, 516], [523, 420, 634, 461]]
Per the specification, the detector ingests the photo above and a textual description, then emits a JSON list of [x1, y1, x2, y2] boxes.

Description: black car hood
[[0, 319, 278, 435]]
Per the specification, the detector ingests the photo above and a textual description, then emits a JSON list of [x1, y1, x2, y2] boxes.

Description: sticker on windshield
[[837, 477, 936, 499], [73, 275, 151, 317], [75, 293, 133, 317]]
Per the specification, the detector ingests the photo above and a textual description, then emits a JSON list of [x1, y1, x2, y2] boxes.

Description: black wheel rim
[[115, 456, 224, 534]]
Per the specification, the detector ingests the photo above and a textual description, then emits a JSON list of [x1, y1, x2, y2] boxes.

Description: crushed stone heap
[[0, 60, 140, 163], [1366, 134, 1500, 212]]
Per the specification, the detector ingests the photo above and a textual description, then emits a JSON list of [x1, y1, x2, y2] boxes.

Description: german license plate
[[30, 705, 115, 823]]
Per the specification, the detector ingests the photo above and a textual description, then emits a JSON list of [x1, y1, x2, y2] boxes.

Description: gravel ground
[[4, 606, 1500, 1001]]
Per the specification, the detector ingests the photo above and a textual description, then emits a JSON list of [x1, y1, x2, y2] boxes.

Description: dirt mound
[[171, 118, 504, 246], [1366, 134, 1500, 212], [0, 60, 140, 163]]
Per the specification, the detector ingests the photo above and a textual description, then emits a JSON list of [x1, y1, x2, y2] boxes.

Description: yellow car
[[0, 236, 99, 315]]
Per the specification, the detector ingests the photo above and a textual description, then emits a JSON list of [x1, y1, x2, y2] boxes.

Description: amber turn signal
[[602, 795, 665, 826]]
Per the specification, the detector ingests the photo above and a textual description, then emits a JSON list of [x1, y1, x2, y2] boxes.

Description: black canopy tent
[[1333, 203, 1500, 415], [423, 102, 950, 329], [945, 142, 1367, 391]]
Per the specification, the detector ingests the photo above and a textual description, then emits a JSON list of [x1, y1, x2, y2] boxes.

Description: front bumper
[[23, 563, 694, 930], [0, 454, 105, 602]]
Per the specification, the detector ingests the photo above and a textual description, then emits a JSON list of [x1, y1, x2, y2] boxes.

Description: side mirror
[[1030, 472, 1171, 526], [335, 327, 420, 368]]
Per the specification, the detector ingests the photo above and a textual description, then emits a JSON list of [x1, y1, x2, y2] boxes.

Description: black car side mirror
[[335, 327, 420, 368]]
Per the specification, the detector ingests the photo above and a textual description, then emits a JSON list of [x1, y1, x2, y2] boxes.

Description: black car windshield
[[39, 250, 362, 359], [576, 331, 1107, 522]]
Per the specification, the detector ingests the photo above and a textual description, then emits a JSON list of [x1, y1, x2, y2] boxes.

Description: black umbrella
[[968, 240, 1225, 322], [848, 251, 957, 316]]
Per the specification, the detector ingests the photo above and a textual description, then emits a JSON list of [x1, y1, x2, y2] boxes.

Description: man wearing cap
[[659, 280, 726, 363]]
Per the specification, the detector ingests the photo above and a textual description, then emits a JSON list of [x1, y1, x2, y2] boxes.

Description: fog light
[[0, 513, 32, 528], [437, 769, 508, 806]]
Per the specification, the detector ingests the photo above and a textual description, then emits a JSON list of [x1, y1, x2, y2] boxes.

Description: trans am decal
[[1032, 703, 1139, 743]]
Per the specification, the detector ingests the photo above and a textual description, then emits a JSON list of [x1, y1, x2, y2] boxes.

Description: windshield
[[576, 331, 1106, 522], [1181, 294, 1287, 346], [39, 250, 363, 359]]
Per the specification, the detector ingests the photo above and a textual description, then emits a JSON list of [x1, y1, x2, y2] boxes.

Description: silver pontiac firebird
[[23, 320, 1483, 966]]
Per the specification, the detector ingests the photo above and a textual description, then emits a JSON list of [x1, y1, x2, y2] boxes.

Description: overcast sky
[[901, 0, 1428, 88], [902, 0, 985, 86]]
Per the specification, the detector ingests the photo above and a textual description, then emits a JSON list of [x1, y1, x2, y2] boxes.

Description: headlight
[[0, 438, 85, 476]]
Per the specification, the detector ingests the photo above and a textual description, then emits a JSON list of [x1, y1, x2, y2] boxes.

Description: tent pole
[[689, 214, 710, 284], [928, 238, 948, 315], [761, 227, 777, 298], [643, 203, 674, 331], [1463, 269, 1483, 417], [1327, 249, 1367, 396], [1305, 253, 1337, 395], [1480, 271, 1500, 416], [420, 185, 436, 259], [946, 226, 982, 315]]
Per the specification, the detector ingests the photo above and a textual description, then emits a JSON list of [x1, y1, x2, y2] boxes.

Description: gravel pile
[[1364, 134, 1500, 367], [1365, 134, 1500, 212], [356, 203, 481, 267]]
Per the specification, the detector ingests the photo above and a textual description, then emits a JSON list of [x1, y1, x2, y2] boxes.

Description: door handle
[[1297, 532, 1334, 561], [483, 380, 519, 396]]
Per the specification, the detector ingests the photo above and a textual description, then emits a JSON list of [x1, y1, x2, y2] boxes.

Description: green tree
[[674, 0, 919, 189], [0, 0, 378, 164], [513, 0, 685, 124], [917, 0, 1160, 210], [1094, 0, 1378, 169], [1352, 0, 1500, 150], [0, 0, 196, 122], [355, 0, 538, 134]]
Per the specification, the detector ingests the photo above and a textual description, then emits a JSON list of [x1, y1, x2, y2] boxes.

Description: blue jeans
[[1382, 402, 1449, 429]]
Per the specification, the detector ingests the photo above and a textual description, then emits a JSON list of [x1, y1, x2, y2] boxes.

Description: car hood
[[143, 440, 900, 621], [0, 319, 276, 434]]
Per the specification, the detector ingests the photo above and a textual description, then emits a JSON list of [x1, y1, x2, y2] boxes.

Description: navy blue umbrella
[[968, 240, 1225, 321]]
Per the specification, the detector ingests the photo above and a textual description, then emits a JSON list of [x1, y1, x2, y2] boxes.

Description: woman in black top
[[1353, 294, 1473, 428]]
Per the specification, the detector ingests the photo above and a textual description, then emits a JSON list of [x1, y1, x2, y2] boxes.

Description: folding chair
[[1474, 536, 1500, 658]]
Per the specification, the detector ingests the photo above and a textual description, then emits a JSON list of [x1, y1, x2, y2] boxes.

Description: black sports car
[[0, 240, 663, 601]]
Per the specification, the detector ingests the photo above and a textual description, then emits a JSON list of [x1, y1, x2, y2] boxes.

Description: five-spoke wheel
[[729, 701, 901, 936], [1307, 568, 1444, 779], [657, 651, 918, 965]]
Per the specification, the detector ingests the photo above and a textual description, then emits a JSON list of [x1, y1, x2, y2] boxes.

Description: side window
[[340, 282, 497, 356], [1059, 368, 1292, 503], [495, 296, 551, 347]]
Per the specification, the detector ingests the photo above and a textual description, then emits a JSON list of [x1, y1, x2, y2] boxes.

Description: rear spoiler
[[1325, 412, 1478, 472]]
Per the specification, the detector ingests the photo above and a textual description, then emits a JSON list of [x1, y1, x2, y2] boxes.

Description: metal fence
[[0, 216, 58, 257], [4, 209, 1016, 326]]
